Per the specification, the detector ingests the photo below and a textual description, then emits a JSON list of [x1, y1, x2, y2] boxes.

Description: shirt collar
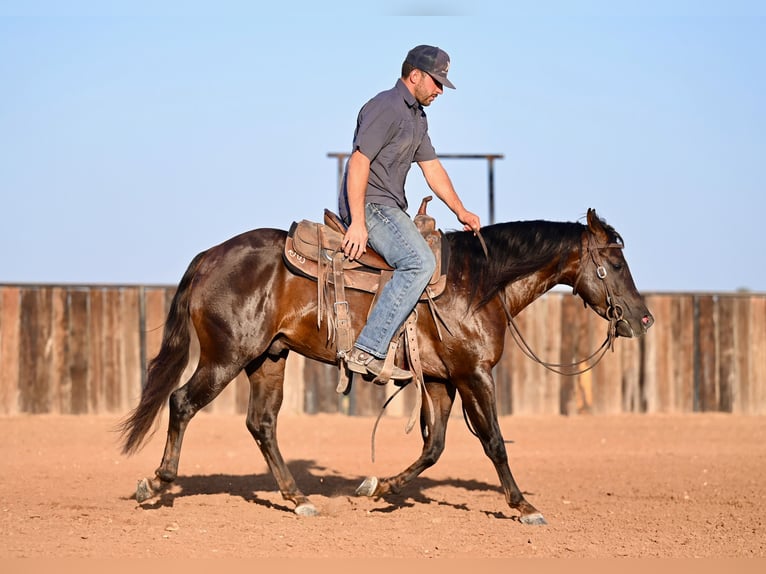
[[395, 78, 420, 111]]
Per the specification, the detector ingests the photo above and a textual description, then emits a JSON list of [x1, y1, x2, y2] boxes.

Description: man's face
[[413, 70, 443, 107]]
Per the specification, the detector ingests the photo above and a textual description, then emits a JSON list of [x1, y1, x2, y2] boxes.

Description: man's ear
[[405, 68, 421, 84]]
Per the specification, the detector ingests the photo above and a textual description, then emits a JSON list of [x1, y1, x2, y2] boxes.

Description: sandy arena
[[1, 412, 764, 558]]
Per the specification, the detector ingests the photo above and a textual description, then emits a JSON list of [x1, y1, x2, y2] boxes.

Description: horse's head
[[572, 209, 654, 338]]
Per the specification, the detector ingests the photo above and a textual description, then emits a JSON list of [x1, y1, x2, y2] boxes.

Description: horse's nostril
[[642, 314, 654, 328]]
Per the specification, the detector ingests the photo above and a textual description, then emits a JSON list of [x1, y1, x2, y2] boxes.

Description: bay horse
[[119, 208, 653, 525]]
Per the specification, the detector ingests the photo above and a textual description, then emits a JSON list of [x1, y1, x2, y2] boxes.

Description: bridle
[[480, 228, 627, 377], [573, 231, 628, 331]]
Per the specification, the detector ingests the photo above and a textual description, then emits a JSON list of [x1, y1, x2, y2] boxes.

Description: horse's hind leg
[[136, 361, 241, 503], [357, 381, 456, 498], [244, 352, 317, 516]]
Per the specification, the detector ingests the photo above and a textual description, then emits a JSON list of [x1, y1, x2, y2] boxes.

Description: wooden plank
[[303, 358, 340, 414], [279, 352, 304, 416], [670, 295, 695, 412], [748, 296, 766, 415], [732, 297, 750, 414], [695, 295, 718, 411], [302, 358, 320, 415], [573, 296, 595, 414], [641, 294, 668, 413], [68, 289, 91, 414], [0, 286, 21, 414], [620, 336, 642, 413], [592, 333, 621, 414], [19, 288, 52, 413], [525, 297, 552, 414], [576, 299, 617, 414], [88, 288, 105, 413], [541, 293, 562, 414], [143, 287, 167, 386], [558, 293, 580, 415], [591, 304, 623, 415], [103, 289, 122, 413], [348, 373, 388, 416], [50, 287, 70, 413], [509, 302, 533, 414], [659, 295, 681, 412], [120, 288, 142, 412], [717, 296, 737, 413]]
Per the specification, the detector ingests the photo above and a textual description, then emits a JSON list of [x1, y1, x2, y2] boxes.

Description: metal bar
[[327, 152, 504, 224]]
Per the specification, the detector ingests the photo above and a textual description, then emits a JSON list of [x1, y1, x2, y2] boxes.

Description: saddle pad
[[284, 221, 448, 299]]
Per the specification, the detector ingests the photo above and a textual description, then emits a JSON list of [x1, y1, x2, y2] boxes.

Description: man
[[339, 44, 481, 383]]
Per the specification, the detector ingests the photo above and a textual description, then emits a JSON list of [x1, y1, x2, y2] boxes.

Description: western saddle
[[283, 196, 449, 423]]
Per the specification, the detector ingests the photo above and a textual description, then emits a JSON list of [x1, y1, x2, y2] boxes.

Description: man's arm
[[341, 149, 371, 260], [419, 158, 482, 232]]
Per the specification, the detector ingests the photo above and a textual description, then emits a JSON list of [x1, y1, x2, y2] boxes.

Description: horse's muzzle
[[615, 312, 654, 338]]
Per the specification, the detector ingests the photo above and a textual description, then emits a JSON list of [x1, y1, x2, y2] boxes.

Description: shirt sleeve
[[352, 97, 398, 161], [413, 129, 437, 163]]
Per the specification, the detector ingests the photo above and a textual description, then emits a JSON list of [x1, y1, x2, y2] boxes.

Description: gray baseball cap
[[404, 45, 455, 89]]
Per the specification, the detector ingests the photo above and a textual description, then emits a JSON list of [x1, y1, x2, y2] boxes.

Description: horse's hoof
[[355, 476, 379, 497], [520, 512, 547, 525], [294, 503, 319, 517], [135, 478, 155, 503]]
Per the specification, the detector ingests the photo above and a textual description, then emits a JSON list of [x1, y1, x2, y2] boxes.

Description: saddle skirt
[[283, 198, 449, 299]]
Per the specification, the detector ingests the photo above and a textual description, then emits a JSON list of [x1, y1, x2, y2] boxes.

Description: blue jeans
[[355, 203, 436, 358]]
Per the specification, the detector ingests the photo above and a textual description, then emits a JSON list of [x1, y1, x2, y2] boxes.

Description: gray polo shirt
[[339, 79, 438, 223]]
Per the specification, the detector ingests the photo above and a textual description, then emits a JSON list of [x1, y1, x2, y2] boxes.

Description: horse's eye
[[612, 262, 623, 271]]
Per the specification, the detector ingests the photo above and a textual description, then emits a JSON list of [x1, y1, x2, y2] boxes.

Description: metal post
[[327, 152, 347, 194], [488, 156, 496, 225]]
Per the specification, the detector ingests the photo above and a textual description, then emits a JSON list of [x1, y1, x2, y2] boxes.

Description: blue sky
[[1, 1, 764, 293]]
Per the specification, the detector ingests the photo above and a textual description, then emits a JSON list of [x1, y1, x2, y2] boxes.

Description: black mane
[[446, 217, 622, 307]]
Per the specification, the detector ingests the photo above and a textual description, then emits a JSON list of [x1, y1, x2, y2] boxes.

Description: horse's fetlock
[[385, 480, 402, 495], [155, 468, 176, 483]]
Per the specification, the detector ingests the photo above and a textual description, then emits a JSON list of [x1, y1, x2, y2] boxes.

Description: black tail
[[118, 250, 207, 455]]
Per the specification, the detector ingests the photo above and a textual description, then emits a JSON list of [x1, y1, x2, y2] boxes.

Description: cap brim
[[430, 73, 455, 89]]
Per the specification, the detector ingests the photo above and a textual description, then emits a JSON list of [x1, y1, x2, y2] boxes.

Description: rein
[[478, 228, 625, 377]]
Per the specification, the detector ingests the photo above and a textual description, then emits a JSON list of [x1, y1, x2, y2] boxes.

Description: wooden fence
[[1, 284, 764, 417]]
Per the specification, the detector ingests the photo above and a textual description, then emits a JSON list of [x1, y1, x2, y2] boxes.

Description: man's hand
[[341, 220, 368, 261], [458, 210, 482, 234]]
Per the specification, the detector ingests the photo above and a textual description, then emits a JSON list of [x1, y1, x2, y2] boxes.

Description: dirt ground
[[1, 411, 764, 559]]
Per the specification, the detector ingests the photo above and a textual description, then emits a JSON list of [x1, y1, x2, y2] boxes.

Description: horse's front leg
[[356, 380, 455, 498], [245, 353, 317, 516], [458, 366, 547, 525]]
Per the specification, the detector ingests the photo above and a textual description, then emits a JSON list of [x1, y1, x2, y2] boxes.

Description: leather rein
[[477, 229, 626, 377]]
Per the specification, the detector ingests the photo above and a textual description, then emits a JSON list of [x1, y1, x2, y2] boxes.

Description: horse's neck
[[499, 243, 581, 315], [502, 270, 563, 315]]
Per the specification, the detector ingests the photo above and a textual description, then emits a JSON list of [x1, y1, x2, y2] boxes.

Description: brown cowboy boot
[[346, 348, 413, 383]]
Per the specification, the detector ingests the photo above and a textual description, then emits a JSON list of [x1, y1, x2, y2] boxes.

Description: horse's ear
[[586, 209, 607, 238]]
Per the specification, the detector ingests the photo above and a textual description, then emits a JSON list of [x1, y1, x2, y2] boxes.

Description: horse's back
[[194, 227, 286, 275], [189, 227, 292, 309]]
